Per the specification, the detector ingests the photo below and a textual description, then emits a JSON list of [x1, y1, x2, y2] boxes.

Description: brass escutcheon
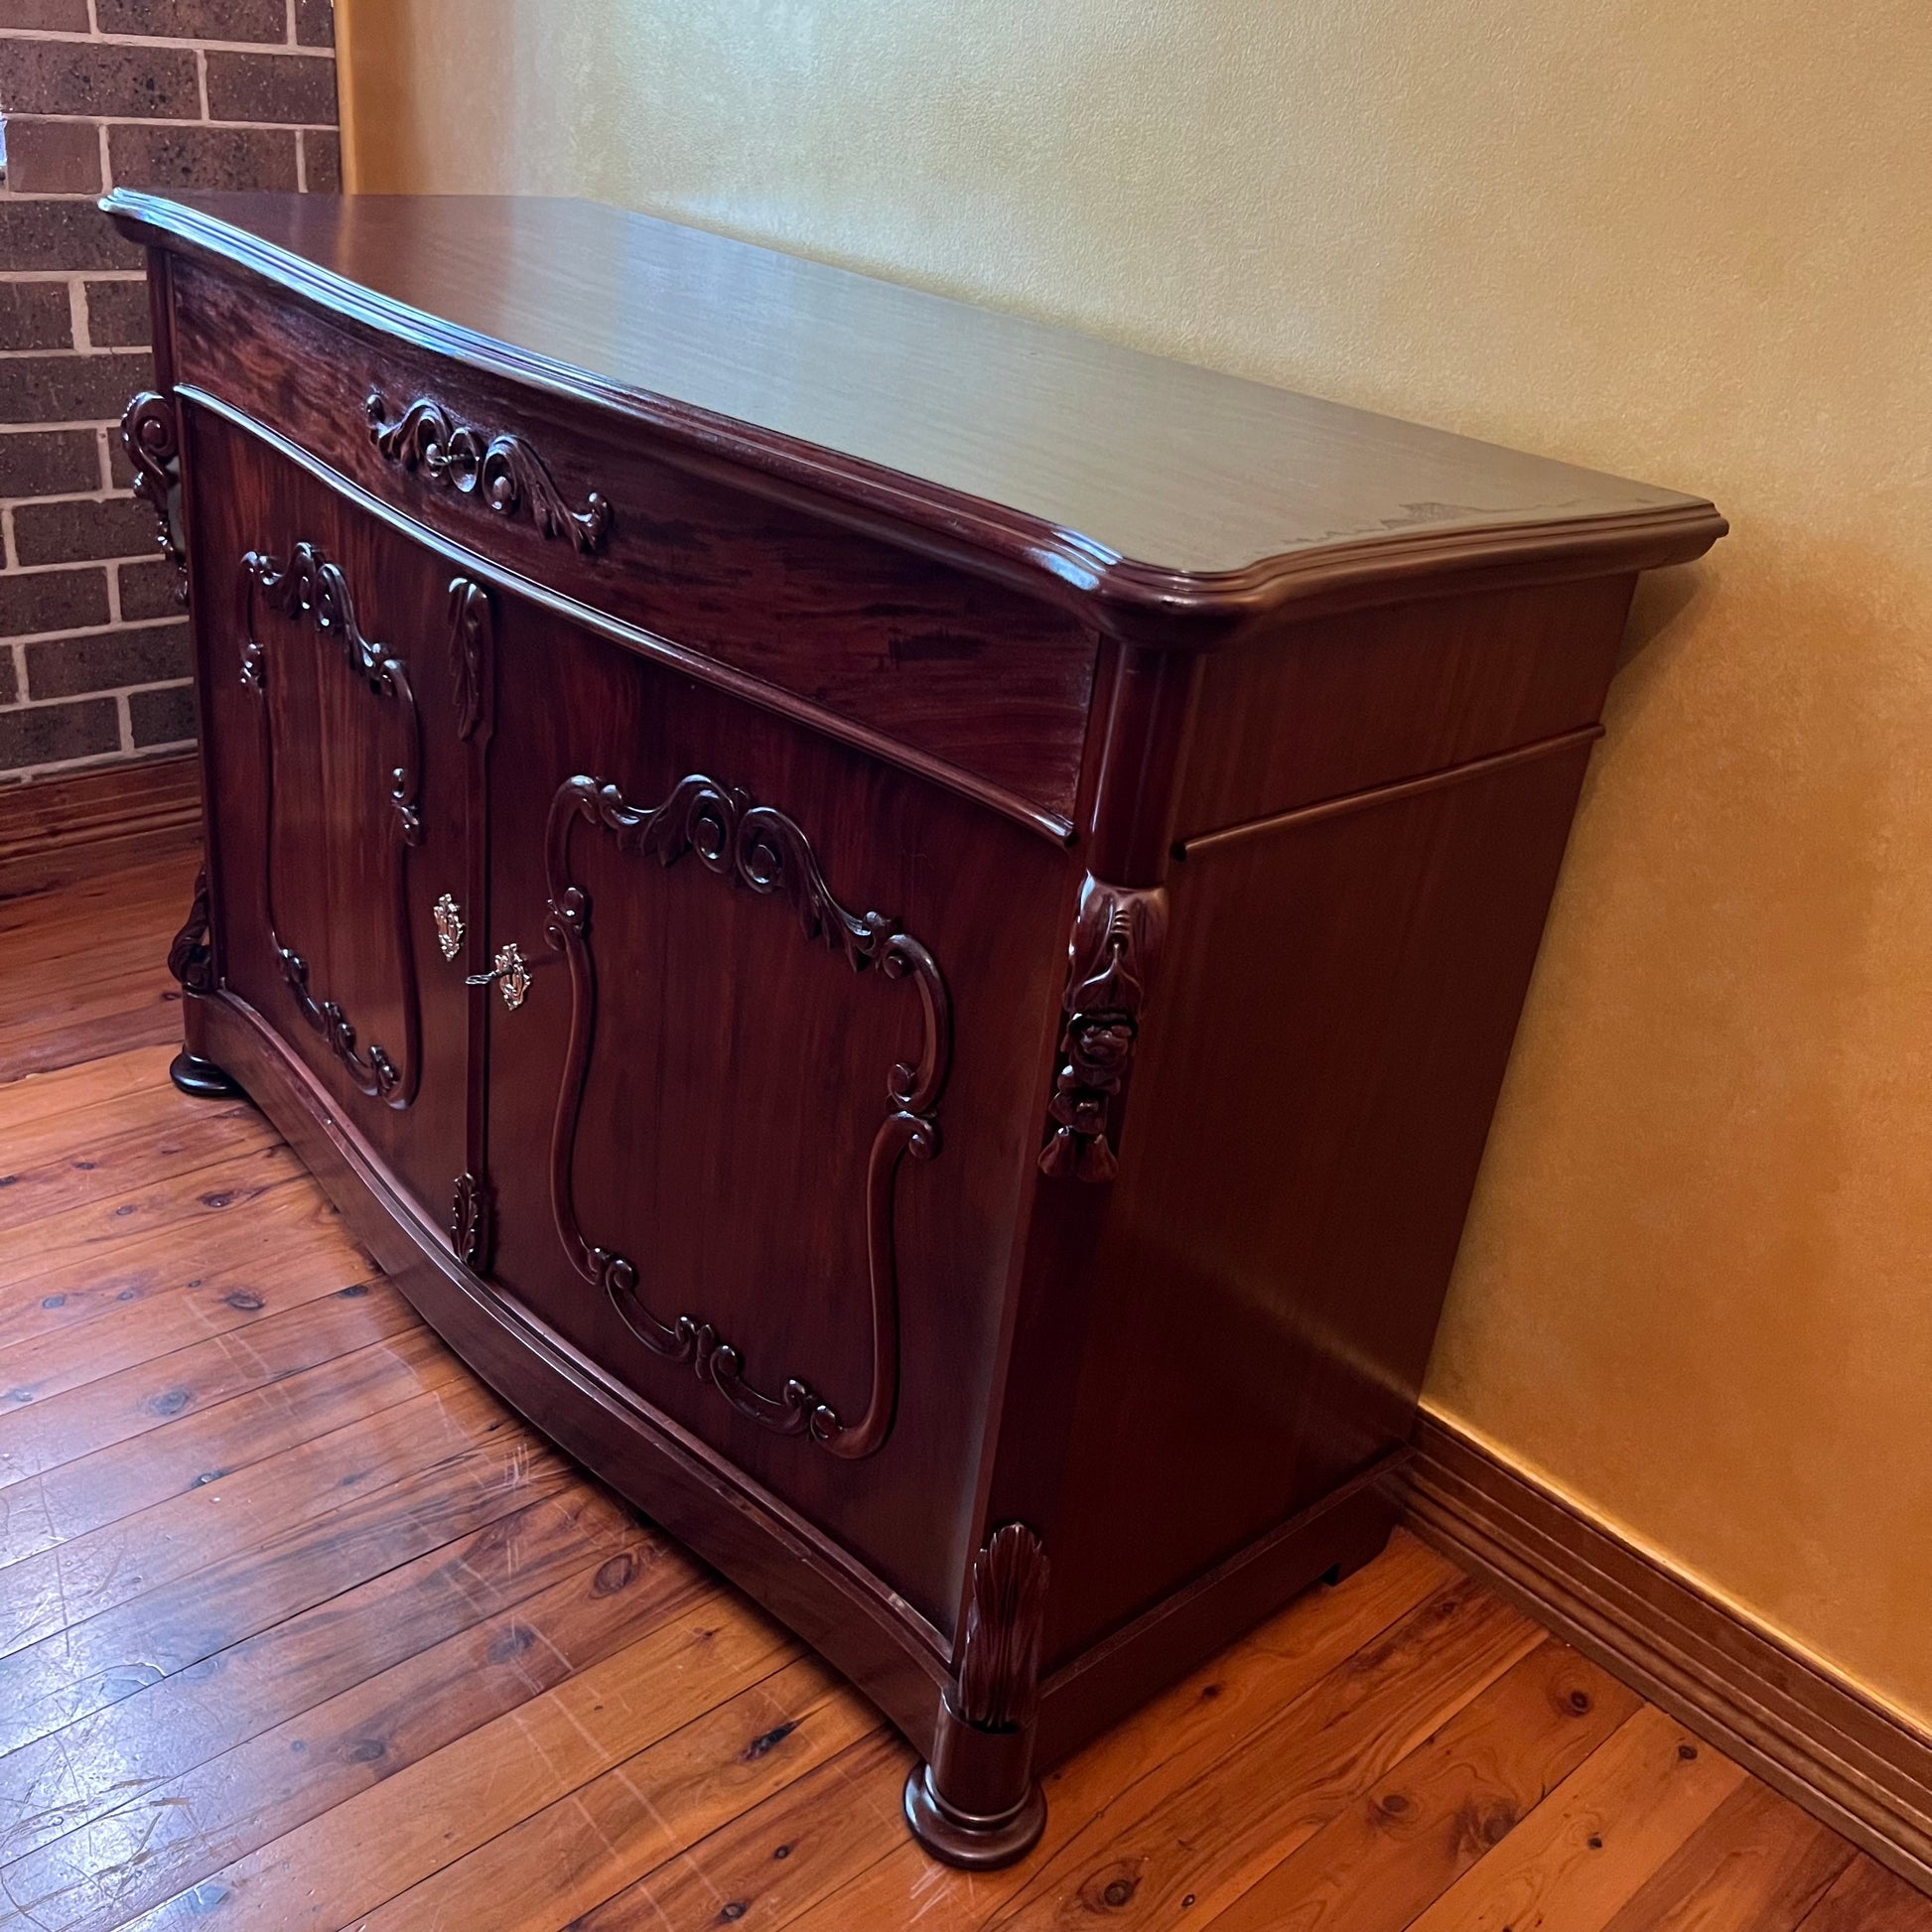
[[432, 892, 464, 962], [467, 940, 530, 1010]]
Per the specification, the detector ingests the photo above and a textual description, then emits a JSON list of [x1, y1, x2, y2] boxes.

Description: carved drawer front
[[169, 257, 1100, 831], [477, 593, 1070, 1626], [186, 408, 476, 1232]]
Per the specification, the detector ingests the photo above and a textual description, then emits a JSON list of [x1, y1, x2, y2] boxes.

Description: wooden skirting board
[[0, 752, 203, 898], [1405, 1409, 1932, 1895]]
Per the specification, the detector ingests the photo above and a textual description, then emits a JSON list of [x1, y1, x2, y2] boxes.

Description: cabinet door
[[476, 594, 1071, 1626], [187, 409, 474, 1233]]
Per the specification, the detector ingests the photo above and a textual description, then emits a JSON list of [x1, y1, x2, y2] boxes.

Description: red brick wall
[[0, 0, 338, 780]]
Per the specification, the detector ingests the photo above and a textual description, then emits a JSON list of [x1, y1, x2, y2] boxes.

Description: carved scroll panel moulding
[[122, 390, 190, 605], [545, 768, 952, 1459], [241, 541, 425, 1108]]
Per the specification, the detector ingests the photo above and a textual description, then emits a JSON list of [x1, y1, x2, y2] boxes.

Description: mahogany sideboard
[[106, 188, 1724, 1865]]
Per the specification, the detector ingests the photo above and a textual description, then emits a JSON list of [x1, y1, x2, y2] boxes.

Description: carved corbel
[[1039, 877, 1168, 1181], [167, 866, 216, 994], [167, 867, 242, 1100], [122, 391, 189, 606], [903, 1523, 1050, 1867]]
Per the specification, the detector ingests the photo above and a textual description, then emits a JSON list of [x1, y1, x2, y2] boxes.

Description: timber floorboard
[[0, 854, 1924, 1931]]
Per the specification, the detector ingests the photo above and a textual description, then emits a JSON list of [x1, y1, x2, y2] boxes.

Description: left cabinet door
[[187, 407, 482, 1243]]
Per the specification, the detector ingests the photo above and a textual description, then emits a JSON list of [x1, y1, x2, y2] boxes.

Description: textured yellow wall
[[340, 0, 1932, 1724]]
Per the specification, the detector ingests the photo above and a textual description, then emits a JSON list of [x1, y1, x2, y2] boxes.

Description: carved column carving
[[1039, 877, 1168, 1181], [448, 577, 491, 742]]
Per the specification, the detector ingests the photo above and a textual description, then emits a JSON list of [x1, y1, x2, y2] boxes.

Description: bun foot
[[170, 1049, 242, 1099], [902, 1761, 1045, 1869]]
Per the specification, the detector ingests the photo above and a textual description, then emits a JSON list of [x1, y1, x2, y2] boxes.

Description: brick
[[96, 0, 286, 39], [0, 565, 109, 635], [302, 126, 340, 193], [115, 557, 177, 619], [1, 41, 203, 118], [0, 696, 119, 769], [205, 50, 337, 124], [295, 0, 334, 47], [0, 349, 152, 424], [0, 653, 15, 706], [0, 427, 99, 496], [25, 619, 190, 697], [83, 278, 151, 346], [107, 429, 136, 488], [0, 0, 90, 28], [0, 200, 143, 272], [130, 681, 194, 746], [12, 492, 159, 564], [109, 121, 300, 194], [1, 118, 102, 194], [0, 281, 71, 350]]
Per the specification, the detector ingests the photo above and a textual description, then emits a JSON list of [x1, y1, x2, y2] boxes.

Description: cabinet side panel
[[1040, 736, 1597, 1663], [1175, 576, 1633, 836]]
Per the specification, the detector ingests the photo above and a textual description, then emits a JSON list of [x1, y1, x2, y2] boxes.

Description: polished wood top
[[107, 191, 1724, 626]]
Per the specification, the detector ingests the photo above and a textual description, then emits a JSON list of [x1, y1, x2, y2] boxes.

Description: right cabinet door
[[476, 592, 1070, 1627]]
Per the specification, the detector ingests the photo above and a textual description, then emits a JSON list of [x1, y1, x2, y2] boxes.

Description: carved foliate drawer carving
[[367, 391, 614, 554]]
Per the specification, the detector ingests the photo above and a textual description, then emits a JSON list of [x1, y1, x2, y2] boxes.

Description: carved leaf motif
[[245, 545, 425, 849], [956, 1524, 1049, 1731], [447, 579, 490, 742], [367, 392, 613, 554], [452, 1173, 492, 1270]]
